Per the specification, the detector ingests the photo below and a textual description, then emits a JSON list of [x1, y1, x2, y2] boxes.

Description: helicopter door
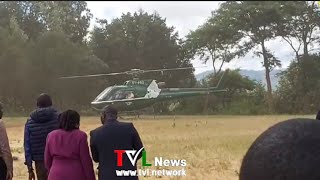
[[145, 80, 161, 98], [113, 91, 126, 100], [126, 91, 135, 99]]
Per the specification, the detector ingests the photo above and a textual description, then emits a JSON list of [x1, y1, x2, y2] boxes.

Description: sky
[[86, 1, 306, 75]]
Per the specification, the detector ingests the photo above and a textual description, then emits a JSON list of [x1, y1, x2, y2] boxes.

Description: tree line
[[0, 1, 319, 115]]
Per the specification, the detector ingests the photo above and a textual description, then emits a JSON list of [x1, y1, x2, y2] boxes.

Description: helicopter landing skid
[[118, 111, 140, 120]]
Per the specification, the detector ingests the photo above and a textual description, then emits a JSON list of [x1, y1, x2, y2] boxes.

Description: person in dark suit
[[240, 118, 320, 180], [90, 106, 144, 180], [316, 110, 320, 120]]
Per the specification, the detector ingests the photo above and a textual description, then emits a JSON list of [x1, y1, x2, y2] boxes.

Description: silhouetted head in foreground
[[59, 110, 80, 131], [101, 106, 118, 124], [240, 118, 320, 180], [37, 93, 53, 108]]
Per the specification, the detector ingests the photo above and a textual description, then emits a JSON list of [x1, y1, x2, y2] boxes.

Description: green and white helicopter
[[60, 67, 227, 112]]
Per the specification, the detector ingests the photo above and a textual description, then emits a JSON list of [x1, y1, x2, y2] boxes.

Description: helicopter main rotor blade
[[59, 72, 127, 79], [59, 65, 209, 79], [141, 66, 208, 73]]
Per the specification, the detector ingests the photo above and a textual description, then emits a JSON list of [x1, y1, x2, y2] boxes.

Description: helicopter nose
[[91, 101, 100, 105], [91, 101, 112, 111], [91, 101, 104, 111]]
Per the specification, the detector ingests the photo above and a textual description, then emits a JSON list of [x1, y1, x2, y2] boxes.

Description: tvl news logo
[[114, 147, 187, 177]]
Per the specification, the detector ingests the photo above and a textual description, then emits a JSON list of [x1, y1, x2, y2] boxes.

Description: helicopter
[[60, 67, 227, 112]]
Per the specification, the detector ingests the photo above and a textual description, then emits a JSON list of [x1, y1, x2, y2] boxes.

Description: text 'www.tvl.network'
[[116, 169, 187, 177]]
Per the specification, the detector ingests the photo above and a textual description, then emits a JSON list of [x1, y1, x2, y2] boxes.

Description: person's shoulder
[[90, 125, 104, 136], [118, 121, 135, 129], [48, 129, 60, 136], [118, 121, 133, 126], [46, 129, 60, 139], [75, 129, 88, 138], [0, 119, 4, 127], [26, 109, 37, 122], [29, 109, 38, 117], [125, 121, 135, 127]]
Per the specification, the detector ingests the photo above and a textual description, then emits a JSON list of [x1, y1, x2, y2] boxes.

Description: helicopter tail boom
[[162, 70, 227, 92], [206, 70, 226, 90]]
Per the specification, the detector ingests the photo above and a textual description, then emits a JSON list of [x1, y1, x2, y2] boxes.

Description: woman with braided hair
[[44, 110, 95, 180]]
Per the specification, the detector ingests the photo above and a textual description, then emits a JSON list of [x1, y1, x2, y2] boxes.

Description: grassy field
[[3, 114, 315, 180]]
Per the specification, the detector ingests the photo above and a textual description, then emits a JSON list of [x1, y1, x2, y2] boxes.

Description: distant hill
[[195, 69, 284, 89]]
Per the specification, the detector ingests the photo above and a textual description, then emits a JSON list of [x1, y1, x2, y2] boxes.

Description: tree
[[208, 69, 256, 108], [28, 31, 108, 110], [275, 1, 320, 102], [184, 7, 250, 113], [40, 1, 93, 43], [277, 1, 320, 62], [89, 10, 195, 88], [0, 16, 29, 111], [177, 69, 260, 114], [275, 54, 320, 114], [214, 1, 283, 110], [185, 10, 245, 76], [0, 1, 92, 43]]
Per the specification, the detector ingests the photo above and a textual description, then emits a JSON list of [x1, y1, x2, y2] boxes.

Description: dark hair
[[59, 110, 80, 131], [240, 118, 320, 180], [104, 106, 118, 115], [37, 93, 53, 108], [101, 106, 118, 124]]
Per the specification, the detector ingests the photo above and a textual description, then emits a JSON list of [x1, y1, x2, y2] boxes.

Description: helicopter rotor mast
[[59, 66, 208, 80]]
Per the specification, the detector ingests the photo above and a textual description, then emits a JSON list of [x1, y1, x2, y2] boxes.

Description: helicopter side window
[[109, 90, 125, 100], [116, 92, 126, 99], [127, 91, 134, 99], [108, 90, 135, 100]]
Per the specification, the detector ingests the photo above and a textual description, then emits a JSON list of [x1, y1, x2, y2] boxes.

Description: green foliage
[[0, 4, 197, 115], [275, 54, 320, 114], [0, 15, 29, 112], [175, 69, 268, 115], [89, 10, 195, 88], [184, 9, 245, 75], [0, 1, 318, 115], [209, 1, 283, 106], [182, 1, 300, 113], [0, 2, 106, 113], [277, 1, 320, 57]]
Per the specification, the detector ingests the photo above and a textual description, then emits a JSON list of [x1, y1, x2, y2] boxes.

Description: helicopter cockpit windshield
[[95, 87, 113, 101], [94, 87, 136, 102]]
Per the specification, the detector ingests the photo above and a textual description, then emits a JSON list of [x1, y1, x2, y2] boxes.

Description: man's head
[[36, 93, 52, 108], [240, 118, 320, 180], [101, 106, 118, 124], [0, 102, 3, 119]]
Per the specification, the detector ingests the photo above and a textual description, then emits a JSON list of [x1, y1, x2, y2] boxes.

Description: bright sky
[[86, 1, 304, 75]]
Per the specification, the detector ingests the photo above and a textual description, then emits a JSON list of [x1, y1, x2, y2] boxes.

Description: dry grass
[[3, 114, 314, 180]]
